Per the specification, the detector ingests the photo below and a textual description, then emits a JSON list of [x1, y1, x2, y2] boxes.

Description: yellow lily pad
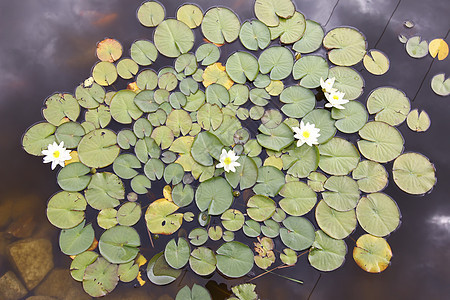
[[145, 198, 183, 235], [353, 234, 392, 273], [429, 38, 448, 60]]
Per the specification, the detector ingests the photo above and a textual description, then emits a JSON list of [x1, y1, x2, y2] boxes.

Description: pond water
[[0, 0, 449, 299]]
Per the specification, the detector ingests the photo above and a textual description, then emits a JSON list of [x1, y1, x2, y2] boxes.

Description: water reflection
[[0, 0, 449, 299]]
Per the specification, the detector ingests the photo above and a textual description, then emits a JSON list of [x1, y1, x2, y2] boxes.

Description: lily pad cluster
[[22, 0, 437, 297]]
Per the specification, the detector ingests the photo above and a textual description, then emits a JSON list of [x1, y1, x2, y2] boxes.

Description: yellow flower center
[[302, 131, 310, 138], [224, 157, 232, 165], [53, 150, 60, 158], [333, 95, 339, 100]]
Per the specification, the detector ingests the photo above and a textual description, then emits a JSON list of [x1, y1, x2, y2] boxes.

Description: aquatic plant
[[21, 0, 437, 297]]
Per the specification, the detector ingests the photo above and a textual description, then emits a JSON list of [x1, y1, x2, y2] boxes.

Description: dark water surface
[[0, 0, 449, 299]]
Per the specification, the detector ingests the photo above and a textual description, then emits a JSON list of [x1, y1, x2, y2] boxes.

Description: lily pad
[[280, 216, 315, 251], [269, 12, 306, 44], [195, 43, 220, 66], [147, 252, 182, 285], [47, 191, 86, 229], [293, 20, 324, 53], [293, 55, 329, 88], [406, 36, 428, 58], [176, 284, 212, 300], [256, 123, 294, 152], [221, 209, 245, 232], [279, 85, 315, 118], [130, 40, 158, 66], [154, 19, 194, 58], [392, 152, 436, 195], [201, 7, 240, 44], [308, 230, 347, 271], [75, 82, 105, 109], [189, 228, 209, 246], [253, 166, 285, 197], [116, 58, 139, 79], [239, 20, 271, 51], [331, 101, 368, 133], [99, 225, 140, 264], [366, 87, 410, 126], [197, 103, 223, 131], [172, 184, 194, 207], [356, 193, 400, 237], [352, 160, 388, 193], [279, 181, 317, 216], [145, 198, 183, 235], [315, 200, 356, 239], [322, 176, 360, 211], [226, 51, 259, 84], [110, 90, 143, 124], [85, 105, 111, 129], [282, 144, 319, 178], [70, 251, 99, 282], [117, 202, 141, 226], [85, 172, 124, 210], [302, 109, 336, 144], [77, 129, 119, 168], [165, 238, 190, 269], [258, 46, 294, 80], [137, 1, 165, 27], [318, 137, 360, 175], [363, 50, 390, 75], [144, 158, 165, 181], [225, 156, 258, 190], [254, 0, 295, 27], [166, 110, 192, 136], [247, 195, 276, 222], [22, 122, 56, 156], [113, 154, 141, 179], [57, 162, 91, 192], [357, 121, 404, 163], [189, 247, 217, 276], [323, 27, 367, 66], [190, 131, 223, 166], [328, 66, 364, 100], [59, 220, 95, 256], [177, 4, 203, 29], [429, 38, 449, 60], [43, 93, 80, 126], [97, 208, 118, 229], [431, 73, 450, 96], [195, 177, 233, 215], [353, 234, 392, 273], [406, 109, 431, 132], [82, 257, 119, 297], [96, 38, 123, 62], [216, 242, 254, 278], [92, 61, 117, 86]]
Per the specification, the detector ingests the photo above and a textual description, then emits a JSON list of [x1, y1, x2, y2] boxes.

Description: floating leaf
[[206, 83, 230, 106], [201, 7, 240, 44], [231, 283, 259, 300], [92, 61, 117, 86], [137, 1, 165, 27], [406, 36, 428, 58], [225, 156, 258, 190], [398, 34, 408, 44], [164, 163, 184, 185], [308, 230, 347, 271], [96, 38, 123, 62], [85, 173, 124, 211], [221, 209, 245, 232], [147, 252, 181, 285], [429, 38, 448, 60], [293, 55, 329, 88], [99, 225, 140, 264], [303, 109, 336, 144], [208, 226, 223, 241], [177, 4, 203, 29], [145, 198, 183, 235], [110, 90, 143, 124], [357, 121, 404, 163], [117, 202, 141, 226], [406, 109, 431, 132], [315, 200, 356, 239], [70, 251, 99, 282], [216, 242, 254, 278], [279, 181, 317, 216], [323, 27, 367, 66], [403, 20, 414, 28], [353, 234, 392, 273], [258, 46, 294, 80], [57, 162, 91, 192], [279, 85, 315, 118], [176, 284, 212, 300], [189, 228, 208, 246], [352, 160, 388, 193], [280, 216, 315, 251], [131, 40, 158, 66], [172, 184, 194, 207], [226, 51, 259, 84], [196, 177, 233, 215], [322, 176, 360, 211], [166, 110, 192, 136], [254, 0, 295, 27], [318, 137, 360, 176], [243, 220, 261, 237], [22, 122, 56, 156], [154, 19, 194, 58], [261, 219, 280, 238], [82, 257, 119, 297], [281, 144, 319, 178], [431, 73, 450, 96], [293, 20, 324, 53], [197, 103, 223, 131], [144, 158, 165, 181], [328, 66, 364, 100], [59, 220, 95, 256], [356, 193, 400, 237], [392, 152, 436, 195], [118, 261, 139, 283], [366, 87, 410, 126], [239, 20, 271, 51], [75, 82, 105, 109], [331, 101, 368, 133], [117, 58, 139, 79], [363, 50, 390, 75], [165, 238, 191, 269], [195, 44, 220, 66], [189, 247, 216, 276], [77, 129, 119, 169], [253, 166, 285, 197], [47, 191, 86, 229], [247, 195, 276, 222], [257, 123, 294, 152], [269, 12, 306, 44], [190, 131, 223, 166], [43, 93, 80, 126], [85, 105, 111, 129], [307, 171, 327, 192], [97, 208, 118, 229]]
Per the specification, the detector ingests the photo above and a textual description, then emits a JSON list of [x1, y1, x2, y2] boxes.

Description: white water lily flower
[[320, 77, 337, 94], [216, 149, 241, 172], [41, 141, 72, 170], [292, 121, 321, 147], [325, 90, 349, 109]]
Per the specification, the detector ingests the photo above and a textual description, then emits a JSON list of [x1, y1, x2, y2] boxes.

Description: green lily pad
[[293, 55, 329, 88], [315, 200, 356, 239], [225, 156, 258, 190], [293, 20, 324, 53], [322, 176, 360, 211], [366, 87, 410, 126], [190, 131, 223, 166], [113, 154, 141, 179], [57, 162, 91, 192], [43, 93, 80, 126], [172, 184, 194, 207], [302, 109, 336, 144], [280, 216, 315, 251], [392, 152, 436, 195], [145, 198, 183, 235], [22, 122, 56, 156], [82, 257, 119, 297], [431, 73, 450, 96], [323, 27, 367, 66], [357, 121, 404, 163], [406, 36, 428, 58], [279, 85, 315, 118], [189, 247, 217, 276], [47, 191, 86, 229], [77, 129, 119, 168], [205, 83, 230, 106], [331, 101, 368, 133], [243, 220, 261, 237], [154, 19, 194, 58], [363, 50, 390, 75], [261, 219, 280, 238], [208, 226, 223, 241], [175, 53, 198, 76], [279, 181, 317, 216], [92, 61, 117, 86], [144, 158, 164, 181], [99, 225, 140, 264], [59, 220, 95, 256], [130, 174, 151, 194], [221, 209, 245, 232], [85, 105, 111, 129], [353, 234, 392, 273], [308, 230, 347, 271], [253, 166, 285, 197], [164, 163, 184, 185], [137, 1, 165, 27], [406, 109, 431, 132], [352, 160, 388, 193], [110, 90, 143, 124], [97, 208, 118, 229], [176, 284, 212, 300], [189, 228, 208, 246], [226, 51, 259, 84], [177, 4, 203, 29], [247, 194, 276, 222], [70, 251, 99, 282], [239, 20, 271, 51], [356, 193, 400, 237], [85, 172, 125, 210], [165, 238, 191, 269], [249, 88, 270, 106], [257, 123, 294, 152], [117, 202, 141, 226], [75, 82, 105, 109], [307, 171, 327, 192], [118, 261, 139, 283], [254, 0, 295, 27], [328, 66, 364, 100], [147, 252, 182, 285], [195, 177, 233, 215], [318, 137, 360, 175], [166, 110, 192, 136], [117, 58, 139, 79], [195, 43, 220, 66], [270, 11, 306, 44], [131, 40, 158, 67], [258, 46, 294, 80], [201, 7, 240, 44], [197, 103, 223, 131], [216, 242, 254, 278], [280, 248, 297, 266]]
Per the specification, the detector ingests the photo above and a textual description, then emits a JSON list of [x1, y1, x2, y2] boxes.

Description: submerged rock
[[0, 271, 28, 300], [8, 238, 54, 290], [34, 268, 91, 300]]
